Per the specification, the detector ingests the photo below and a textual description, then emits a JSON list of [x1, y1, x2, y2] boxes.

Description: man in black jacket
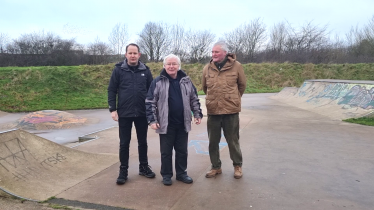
[[108, 43, 155, 185]]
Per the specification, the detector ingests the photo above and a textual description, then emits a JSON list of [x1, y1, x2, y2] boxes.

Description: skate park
[[1, 79, 374, 210]]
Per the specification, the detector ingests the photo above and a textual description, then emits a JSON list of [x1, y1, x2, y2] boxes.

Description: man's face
[[212, 45, 227, 63], [164, 57, 179, 79], [125, 45, 141, 66]]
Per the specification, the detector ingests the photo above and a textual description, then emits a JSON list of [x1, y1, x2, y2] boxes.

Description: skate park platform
[[0, 79, 374, 209]]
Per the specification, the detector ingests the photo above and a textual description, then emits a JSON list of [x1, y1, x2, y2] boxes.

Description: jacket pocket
[[206, 73, 216, 88], [224, 94, 240, 107], [225, 74, 237, 86]]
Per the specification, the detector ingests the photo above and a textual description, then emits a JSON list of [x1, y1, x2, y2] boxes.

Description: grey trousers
[[207, 113, 243, 169]]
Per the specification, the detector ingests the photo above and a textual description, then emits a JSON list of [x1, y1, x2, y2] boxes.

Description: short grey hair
[[213, 41, 229, 53], [163, 54, 182, 69]]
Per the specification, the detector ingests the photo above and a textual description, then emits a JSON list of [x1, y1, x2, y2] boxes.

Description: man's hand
[[150, 123, 160, 130], [194, 118, 201, 125], [111, 111, 118, 121]]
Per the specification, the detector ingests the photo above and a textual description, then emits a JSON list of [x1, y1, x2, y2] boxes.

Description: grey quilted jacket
[[146, 69, 203, 134]]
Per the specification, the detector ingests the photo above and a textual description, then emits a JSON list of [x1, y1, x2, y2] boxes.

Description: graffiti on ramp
[[0, 129, 118, 201], [271, 80, 374, 119]]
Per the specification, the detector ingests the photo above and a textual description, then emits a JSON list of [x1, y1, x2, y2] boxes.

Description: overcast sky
[[1, 0, 374, 45]]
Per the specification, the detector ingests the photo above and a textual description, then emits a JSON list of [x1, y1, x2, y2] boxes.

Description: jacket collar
[[120, 59, 147, 71], [209, 53, 236, 71], [160, 68, 187, 78]]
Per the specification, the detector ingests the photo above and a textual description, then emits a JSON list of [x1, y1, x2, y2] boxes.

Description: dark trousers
[[207, 113, 243, 169], [118, 117, 149, 169], [159, 123, 188, 178]]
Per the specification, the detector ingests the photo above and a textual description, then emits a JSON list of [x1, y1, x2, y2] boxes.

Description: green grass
[[0, 65, 112, 112], [343, 116, 374, 126]]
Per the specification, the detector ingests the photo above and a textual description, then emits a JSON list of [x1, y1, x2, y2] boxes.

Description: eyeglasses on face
[[165, 63, 179, 66]]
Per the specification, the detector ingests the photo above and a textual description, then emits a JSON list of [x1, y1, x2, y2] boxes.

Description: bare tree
[[285, 21, 329, 53], [137, 22, 170, 62], [326, 33, 348, 63], [11, 30, 58, 54], [169, 23, 188, 61], [342, 21, 374, 62], [224, 27, 245, 57], [268, 22, 288, 53], [224, 18, 266, 62], [358, 15, 374, 57], [0, 33, 10, 53], [242, 18, 267, 61], [263, 22, 289, 62], [363, 15, 374, 41], [1, 31, 84, 66], [86, 37, 113, 64], [345, 26, 364, 56], [185, 30, 216, 63], [87, 37, 112, 55], [108, 23, 129, 59]]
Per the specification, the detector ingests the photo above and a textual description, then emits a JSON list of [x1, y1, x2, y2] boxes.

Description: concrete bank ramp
[[271, 79, 374, 120], [0, 129, 118, 201]]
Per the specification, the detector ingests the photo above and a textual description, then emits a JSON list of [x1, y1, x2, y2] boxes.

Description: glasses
[[165, 63, 179, 67]]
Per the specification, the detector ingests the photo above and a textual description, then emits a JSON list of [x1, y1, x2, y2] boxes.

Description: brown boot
[[205, 168, 222, 178], [234, 166, 242, 179]]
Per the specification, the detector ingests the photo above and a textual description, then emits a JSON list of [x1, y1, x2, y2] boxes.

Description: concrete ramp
[[271, 79, 374, 120], [0, 129, 118, 201]]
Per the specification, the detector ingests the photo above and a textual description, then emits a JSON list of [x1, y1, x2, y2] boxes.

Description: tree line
[[0, 16, 374, 67]]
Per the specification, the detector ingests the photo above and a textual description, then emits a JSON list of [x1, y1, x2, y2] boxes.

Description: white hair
[[163, 54, 182, 69], [213, 41, 229, 53]]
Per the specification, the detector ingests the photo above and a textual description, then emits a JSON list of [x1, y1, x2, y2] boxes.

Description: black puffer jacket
[[108, 60, 153, 117]]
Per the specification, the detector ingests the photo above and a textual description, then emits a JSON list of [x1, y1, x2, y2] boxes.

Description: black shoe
[[176, 175, 193, 184], [162, 177, 172, 186], [139, 165, 156, 178], [116, 167, 128, 185]]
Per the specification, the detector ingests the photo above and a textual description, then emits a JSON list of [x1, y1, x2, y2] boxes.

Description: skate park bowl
[[271, 79, 374, 120], [0, 129, 118, 201]]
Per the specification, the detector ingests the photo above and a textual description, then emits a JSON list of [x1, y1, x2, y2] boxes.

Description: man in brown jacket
[[202, 41, 246, 179]]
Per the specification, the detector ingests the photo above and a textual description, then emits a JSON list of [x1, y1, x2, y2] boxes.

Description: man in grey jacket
[[146, 54, 202, 186]]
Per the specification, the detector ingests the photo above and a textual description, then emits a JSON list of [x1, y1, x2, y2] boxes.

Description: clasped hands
[[150, 118, 201, 130]]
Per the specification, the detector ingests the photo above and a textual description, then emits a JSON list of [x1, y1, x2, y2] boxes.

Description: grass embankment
[[0, 65, 113, 112], [0, 62, 373, 126]]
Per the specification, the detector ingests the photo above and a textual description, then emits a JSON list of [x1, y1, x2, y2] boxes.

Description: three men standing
[[108, 43, 155, 185], [108, 40, 245, 185], [202, 41, 247, 179]]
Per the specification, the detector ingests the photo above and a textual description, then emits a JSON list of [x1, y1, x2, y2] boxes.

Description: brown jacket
[[202, 53, 246, 115]]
